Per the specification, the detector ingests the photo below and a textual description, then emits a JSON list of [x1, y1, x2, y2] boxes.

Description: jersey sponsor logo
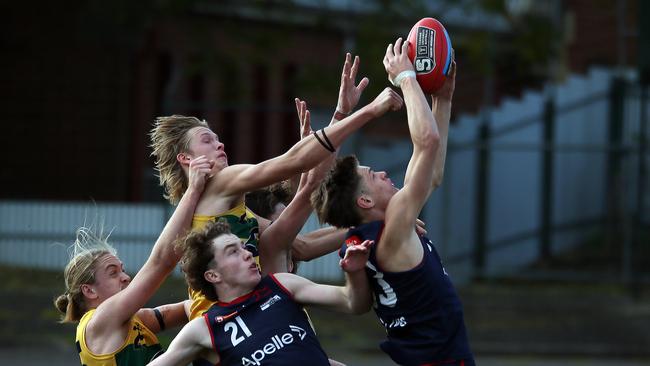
[[380, 316, 407, 329], [260, 295, 282, 311], [240, 325, 307, 366]]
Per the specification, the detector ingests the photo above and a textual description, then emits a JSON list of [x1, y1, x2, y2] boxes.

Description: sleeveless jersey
[[203, 275, 329, 366], [190, 201, 261, 321], [342, 221, 473, 366], [75, 309, 162, 366]]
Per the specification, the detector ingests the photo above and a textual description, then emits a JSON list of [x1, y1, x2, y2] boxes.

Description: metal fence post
[[607, 77, 625, 276], [474, 121, 490, 279], [540, 97, 555, 262]]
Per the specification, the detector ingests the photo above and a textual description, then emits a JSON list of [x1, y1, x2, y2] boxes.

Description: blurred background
[[1, 0, 649, 365]]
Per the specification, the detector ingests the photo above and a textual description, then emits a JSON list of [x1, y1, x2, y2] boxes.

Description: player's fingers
[[394, 38, 403, 56], [350, 55, 360, 81], [356, 77, 369, 93]]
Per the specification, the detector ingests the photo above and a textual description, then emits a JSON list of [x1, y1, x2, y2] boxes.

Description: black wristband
[[153, 308, 165, 331], [320, 128, 335, 152], [313, 131, 335, 153]]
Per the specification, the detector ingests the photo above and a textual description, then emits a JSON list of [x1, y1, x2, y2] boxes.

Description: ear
[[356, 194, 375, 209], [81, 284, 98, 300], [204, 269, 221, 284], [176, 153, 192, 166]]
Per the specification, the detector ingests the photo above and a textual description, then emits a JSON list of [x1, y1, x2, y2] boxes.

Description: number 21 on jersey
[[224, 316, 252, 346]]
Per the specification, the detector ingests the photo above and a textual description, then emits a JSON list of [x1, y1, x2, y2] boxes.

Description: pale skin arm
[[136, 300, 191, 333], [147, 317, 216, 366], [259, 100, 336, 274], [202, 72, 395, 202], [87, 157, 210, 350], [291, 226, 346, 261], [430, 61, 456, 189], [274, 240, 373, 315], [379, 38, 442, 271]]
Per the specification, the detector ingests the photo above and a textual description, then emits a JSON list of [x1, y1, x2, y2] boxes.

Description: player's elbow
[[290, 237, 310, 261], [417, 130, 440, 153], [432, 168, 445, 189]]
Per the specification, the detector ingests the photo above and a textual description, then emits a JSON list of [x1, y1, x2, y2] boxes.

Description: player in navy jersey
[[147, 221, 373, 366], [311, 38, 473, 366]]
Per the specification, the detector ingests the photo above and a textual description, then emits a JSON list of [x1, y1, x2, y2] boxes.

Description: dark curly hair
[[311, 155, 363, 228], [245, 181, 294, 219], [178, 221, 232, 302]]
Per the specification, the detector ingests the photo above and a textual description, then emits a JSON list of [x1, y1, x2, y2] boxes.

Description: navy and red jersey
[[202, 274, 329, 366], [341, 220, 474, 366]]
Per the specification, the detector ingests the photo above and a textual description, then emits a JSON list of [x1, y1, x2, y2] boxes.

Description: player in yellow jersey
[[54, 157, 211, 366]]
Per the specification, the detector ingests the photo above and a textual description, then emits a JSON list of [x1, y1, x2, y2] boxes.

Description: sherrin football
[[406, 17, 453, 94]]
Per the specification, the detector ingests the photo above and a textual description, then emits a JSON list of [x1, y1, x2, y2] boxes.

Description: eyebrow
[[222, 243, 239, 253]]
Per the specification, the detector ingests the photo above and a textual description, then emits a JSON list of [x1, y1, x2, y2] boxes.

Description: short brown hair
[[311, 155, 363, 228], [150, 115, 209, 205], [178, 221, 232, 302], [245, 181, 294, 219]]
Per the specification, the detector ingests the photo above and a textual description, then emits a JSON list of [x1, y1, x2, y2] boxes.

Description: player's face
[[212, 234, 261, 288], [357, 165, 398, 210], [90, 254, 131, 302], [186, 127, 228, 173]]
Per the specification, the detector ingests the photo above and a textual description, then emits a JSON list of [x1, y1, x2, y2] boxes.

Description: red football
[[406, 17, 453, 94]]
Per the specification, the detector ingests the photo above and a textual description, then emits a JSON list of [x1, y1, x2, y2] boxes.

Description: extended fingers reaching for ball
[[383, 37, 414, 83]]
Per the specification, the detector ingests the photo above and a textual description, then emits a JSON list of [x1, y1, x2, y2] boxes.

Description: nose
[[216, 141, 224, 151], [378, 171, 387, 179], [122, 272, 131, 283], [243, 248, 253, 261]]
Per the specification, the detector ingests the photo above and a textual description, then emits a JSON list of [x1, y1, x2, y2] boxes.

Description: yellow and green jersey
[[189, 201, 260, 320], [76, 309, 161, 366]]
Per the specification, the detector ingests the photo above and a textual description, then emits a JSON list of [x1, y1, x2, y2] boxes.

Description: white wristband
[[390, 70, 416, 88]]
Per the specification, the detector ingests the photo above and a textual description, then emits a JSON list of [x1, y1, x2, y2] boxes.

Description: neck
[[216, 283, 256, 304], [362, 208, 386, 224]]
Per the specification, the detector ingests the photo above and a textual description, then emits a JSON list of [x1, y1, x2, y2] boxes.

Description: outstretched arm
[[380, 38, 441, 270], [291, 226, 346, 261], [430, 61, 456, 189], [260, 100, 335, 274], [137, 300, 191, 333], [274, 240, 373, 314], [92, 157, 210, 329], [147, 317, 215, 366], [207, 79, 396, 200]]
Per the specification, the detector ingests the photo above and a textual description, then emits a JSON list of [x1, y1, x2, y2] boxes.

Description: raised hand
[[369, 87, 404, 117], [336, 53, 370, 115], [340, 240, 374, 273], [187, 155, 212, 193], [382, 37, 414, 85], [432, 60, 456, 101], [294, 98, 312, 139]]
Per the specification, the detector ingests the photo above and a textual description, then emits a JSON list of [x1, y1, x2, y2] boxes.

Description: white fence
[[0, 201, 345, 282]]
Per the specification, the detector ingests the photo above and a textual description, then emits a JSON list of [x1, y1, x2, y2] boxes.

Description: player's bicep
[[274, 273, 345, 310], [217, 157, 298, 196], [149, 318, 213, 366]]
